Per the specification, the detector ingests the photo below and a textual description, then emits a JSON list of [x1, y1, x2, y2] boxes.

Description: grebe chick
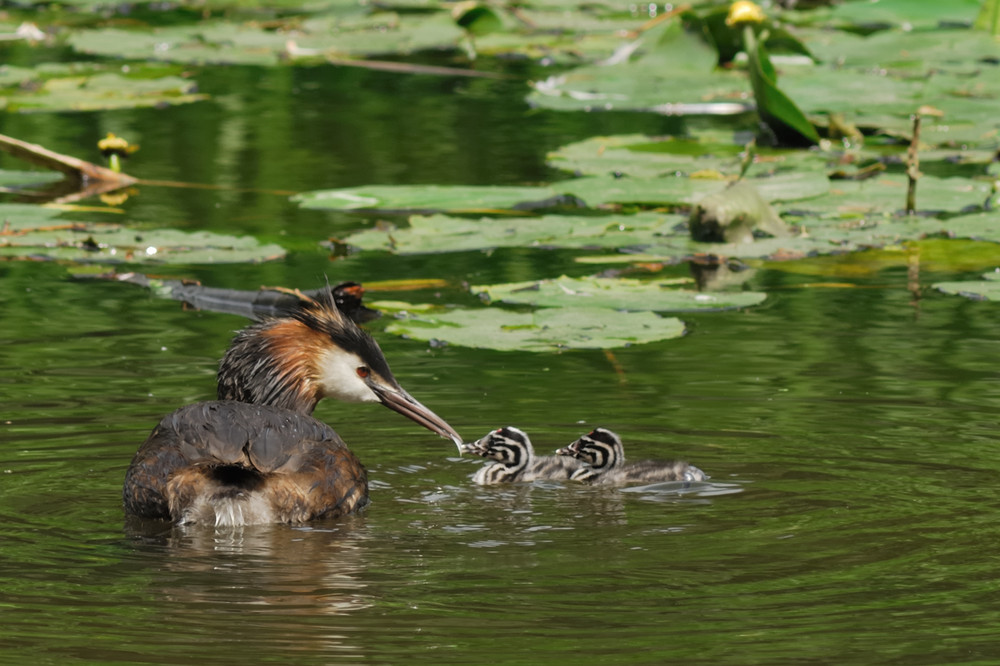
[[461, 427, 586, 485], [556, 428, 707, 485], [123, 289, 462, 526]]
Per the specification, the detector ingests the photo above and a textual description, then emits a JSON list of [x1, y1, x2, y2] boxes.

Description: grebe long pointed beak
[[368, 381, 463, 450]]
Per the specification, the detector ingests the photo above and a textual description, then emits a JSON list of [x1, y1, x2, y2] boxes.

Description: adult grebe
[[461, 426, 585, 485], [556, 428, 707, 484], [123, 288, 462, 526]]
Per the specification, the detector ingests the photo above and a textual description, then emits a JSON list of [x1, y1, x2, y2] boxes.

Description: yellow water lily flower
[[97, 133, 139, 173], [726, 0, 766, 26]]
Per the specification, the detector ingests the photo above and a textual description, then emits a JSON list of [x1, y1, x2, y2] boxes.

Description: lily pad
[[934, 271, 1000, 301], [473, 275, 766, 312], [302, 171, 828, 215], [295, 184, 561, 213], [549, 133, 996, 182], [779, 176, 992, 218], [809, 0, 983, 30], [387, 305, 685, 351], [528, 17, 1000, 152], [339, 211, 684, 254], [0, 204, 285, 264], [0, 63, 205, 112], [527, 19, 752, 114]]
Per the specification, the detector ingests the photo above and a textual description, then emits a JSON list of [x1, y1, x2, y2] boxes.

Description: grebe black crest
[[556, 428, 707, 485], [123, 286, 462, 526], [461, 426, 585, 485]]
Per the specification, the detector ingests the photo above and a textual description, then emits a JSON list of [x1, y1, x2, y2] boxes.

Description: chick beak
[[368, 379, 463, 451], [556, 442, 582, 458]]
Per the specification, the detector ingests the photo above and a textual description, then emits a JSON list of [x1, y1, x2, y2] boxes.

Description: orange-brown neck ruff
[[216, 298, 396, 415], [217, 318, 328, 414]]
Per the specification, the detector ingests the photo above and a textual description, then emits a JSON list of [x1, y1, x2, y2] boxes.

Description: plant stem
[[905, 113, 921, 215]]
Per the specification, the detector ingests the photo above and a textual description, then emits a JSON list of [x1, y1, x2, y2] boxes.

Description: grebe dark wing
[[123, 401, 367, 525]]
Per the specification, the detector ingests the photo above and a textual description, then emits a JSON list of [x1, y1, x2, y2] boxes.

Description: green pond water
[[3, 61, 1000, 665]]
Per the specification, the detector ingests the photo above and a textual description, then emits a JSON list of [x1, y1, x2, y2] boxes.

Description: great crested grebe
[[556, 428, 707, 484], [461, 427, 585, 485], [123, 287, 462, 526]]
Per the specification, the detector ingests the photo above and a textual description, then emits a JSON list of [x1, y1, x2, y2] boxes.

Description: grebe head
[[461, 427, 534, 466], [330, 281, 381, 324], [217, 288, 462, 446], [556, 427, 623, 471]]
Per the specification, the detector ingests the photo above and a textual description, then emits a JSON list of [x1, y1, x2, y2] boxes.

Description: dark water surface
[[3, 61, 1000, 665]]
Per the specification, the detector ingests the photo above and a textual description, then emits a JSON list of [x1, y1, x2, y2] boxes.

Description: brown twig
[[0, 133, 135, 185]]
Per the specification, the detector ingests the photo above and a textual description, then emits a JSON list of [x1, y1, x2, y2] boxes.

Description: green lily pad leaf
[[473, 275, 766, 312], [387, 305, 685, 351], [814, 0, 983, 30], [557, 171, 829, 207], [527, 19, 752, 114], [69, 12, 467, 65], [0, 62, 205, 112], [309, 170, 825, 217], [295, 184, 561, 212], [779, 176, 991, 218], [0, 204, 285, 264], [548, 134, 746, 178], [340, 211, 683, 254], [934, 271, 1000, 300], [69, 25, 285, 66], [549, 132, 994, 181]]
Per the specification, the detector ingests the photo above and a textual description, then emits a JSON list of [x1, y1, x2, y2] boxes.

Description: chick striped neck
[[562, 428, 623, 482], [468, 427, 534, 483]]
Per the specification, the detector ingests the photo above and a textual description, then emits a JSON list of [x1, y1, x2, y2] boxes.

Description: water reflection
[[125, 517, 372, 615]]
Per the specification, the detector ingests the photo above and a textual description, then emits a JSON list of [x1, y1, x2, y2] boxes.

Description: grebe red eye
[[356, 367, 370, 378]]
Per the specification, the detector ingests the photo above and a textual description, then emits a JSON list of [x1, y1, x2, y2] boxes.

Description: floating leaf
[[528, 18, 753, 113], [0, 204, 285, 264], [305, 170, 827, 216], [473, 275, 766, 312], [548, 134, 748, 178], [295, 184, 560, 212], [934, 271, 1000, 301], [339, 211, 682, 254], [779, 176, 991, 218], [387, 305, 685, 351], [813, 0, 983, 30], [0, 63, 205, 112]]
